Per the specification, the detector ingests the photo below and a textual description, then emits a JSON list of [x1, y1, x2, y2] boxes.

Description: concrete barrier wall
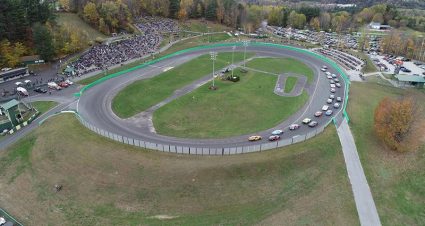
[[74, 113, 329, 155]]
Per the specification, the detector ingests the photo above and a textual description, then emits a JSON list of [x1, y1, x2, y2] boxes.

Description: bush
[[374, 96, 424, 152]]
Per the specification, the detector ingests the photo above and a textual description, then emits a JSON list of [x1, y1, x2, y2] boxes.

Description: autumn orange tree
[[374, 97, 421, 152]]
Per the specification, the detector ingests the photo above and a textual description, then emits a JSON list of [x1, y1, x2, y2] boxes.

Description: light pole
[[210, 51, 217, 88], [231, 46, 236, 78], [242, 40, 250, 68]]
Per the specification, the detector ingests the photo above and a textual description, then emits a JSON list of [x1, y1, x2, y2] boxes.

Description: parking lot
[[370, 53, 425, 76]]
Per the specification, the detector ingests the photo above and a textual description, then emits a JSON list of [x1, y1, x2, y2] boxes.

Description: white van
[[322, 105, 329, 111]]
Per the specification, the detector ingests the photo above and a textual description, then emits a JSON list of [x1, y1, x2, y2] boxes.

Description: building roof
[[396, 74, 425, 83], [0, 99, 19, 111]]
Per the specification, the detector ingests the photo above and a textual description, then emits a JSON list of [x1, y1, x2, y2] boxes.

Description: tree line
[[0, 0, 90, 68]]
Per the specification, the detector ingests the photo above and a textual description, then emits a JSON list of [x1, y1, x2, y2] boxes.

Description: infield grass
[[284, 76, 298, 93], [245, 57, 314, 83], [153, 70, 308, 138], [348, 82, 425, 225], [112, 52, 253, 118], [0, 114, 358, 225]]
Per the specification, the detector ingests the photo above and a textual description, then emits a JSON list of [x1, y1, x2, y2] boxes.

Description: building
[[369, 22, 391, 30], [395, 74, 425, 88], [0, 99, 35, 132]]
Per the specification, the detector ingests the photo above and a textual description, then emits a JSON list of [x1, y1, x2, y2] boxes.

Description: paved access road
[[76, 45, 346, 148], [337, 119, 382, 226]]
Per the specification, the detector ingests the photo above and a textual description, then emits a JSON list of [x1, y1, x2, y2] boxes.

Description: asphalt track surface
[[77, 45, 346, 148]]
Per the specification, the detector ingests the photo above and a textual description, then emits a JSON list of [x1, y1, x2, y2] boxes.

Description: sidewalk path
[[337, 118, 381, 226]]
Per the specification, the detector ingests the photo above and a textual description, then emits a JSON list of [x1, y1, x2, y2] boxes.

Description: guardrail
[[70, 110, 332, 155]]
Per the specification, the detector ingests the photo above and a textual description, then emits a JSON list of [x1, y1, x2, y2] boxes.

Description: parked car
[[327, 75, 333, 79], [302, 118, 312, 124], [65, 79, 74, 85], [48, 82, 61, 90], [314, 111, 323, 117], [329, 94, 335, 99], [334, 103, 340, 108], [271, 130, 283, 135], [321, 68, 327, 72], [322, 65, 328, 69], [334, 78, 340, 82], [336, 83, 341, 88], [289, 124, 300, 130], [326, 98, 333, 104], [308, 121, 318, 127], [34, 87, 47, 93], [58, 82, 69, 88], [322, 105, 329, 111], [331, 74, 337, 78], [330, 80, 335, 84], [16, 87, 28, 96], [248, 135, 262, 141], [336, 97, 342, 102], [268, 135, 280, 141], [330, 88, 336, 93], [330, 84, 336, 88], [325, 109, 333, 116]]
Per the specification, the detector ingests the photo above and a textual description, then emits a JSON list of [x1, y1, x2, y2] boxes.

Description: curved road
[[77, 45, 346, 148]]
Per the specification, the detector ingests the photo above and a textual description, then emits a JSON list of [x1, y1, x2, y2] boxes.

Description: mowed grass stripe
[[112, 52, 254, 118], [246, 57, 314, 83], [153, 70, 308, 138], [284, 76, 298, 93]]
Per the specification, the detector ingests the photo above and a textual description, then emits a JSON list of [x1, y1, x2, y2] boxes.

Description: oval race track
[[77, 44, 347, 152]]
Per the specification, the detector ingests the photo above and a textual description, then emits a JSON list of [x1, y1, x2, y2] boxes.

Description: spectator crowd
[[68, 17, 179, 76]]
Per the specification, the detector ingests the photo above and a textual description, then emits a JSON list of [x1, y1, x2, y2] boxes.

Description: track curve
[[77, 44, 347, 150]]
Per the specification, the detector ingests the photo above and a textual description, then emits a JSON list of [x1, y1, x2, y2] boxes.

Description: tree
[[32, 23, 55, 61], [288, 11, 306, 29], [372, 13, 384, 24], [169, 0, 180, 19], [206, 0, 217, 21], [374, 97, 422, 152], [267, 7, 283, 26], [310, 17, 320, 31], [319, 12, 331, 31], [83, 2, 100, 26]]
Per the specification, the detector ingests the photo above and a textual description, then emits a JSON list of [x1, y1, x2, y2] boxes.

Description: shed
[[395, 74, 425, 88]]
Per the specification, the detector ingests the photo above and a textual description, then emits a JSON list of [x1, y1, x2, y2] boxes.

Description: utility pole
[[210, 51, 217, 88], [242, 40, 250, 68], [231, 46, 236, 78]]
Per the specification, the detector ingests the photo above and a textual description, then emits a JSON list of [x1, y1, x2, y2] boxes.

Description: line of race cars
[[248, 65, 343, 142]]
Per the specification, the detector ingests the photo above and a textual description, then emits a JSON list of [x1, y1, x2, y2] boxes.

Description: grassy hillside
[[56, 13, 107, 42], [348, 82, 425, 225], [0, 114, 358, 225]]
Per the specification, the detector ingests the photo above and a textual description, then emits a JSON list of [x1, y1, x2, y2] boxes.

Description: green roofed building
[[0, 99, 34, 132], [395, 74, 425, 88]]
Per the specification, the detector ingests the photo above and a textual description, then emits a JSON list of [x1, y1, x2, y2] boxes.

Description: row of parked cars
[[248, 66, 343, 142]]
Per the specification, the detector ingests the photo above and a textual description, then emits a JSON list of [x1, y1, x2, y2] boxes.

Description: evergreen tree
[[206, 0, 217, 21], [169, 0, 181, 19], [33, 23, 55, 61]]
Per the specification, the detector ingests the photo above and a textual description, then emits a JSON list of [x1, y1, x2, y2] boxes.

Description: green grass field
[[56, 13, 107, 42], [112, 52, 253, 118], [245, 57, 314, 83], [285, 76, 298, 93], [153, 70, 308, 138], [348, 82, 425, 225], [32, 101, 58, 114], [78, 33, 235, 85], [0, 114, 358, 225]]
